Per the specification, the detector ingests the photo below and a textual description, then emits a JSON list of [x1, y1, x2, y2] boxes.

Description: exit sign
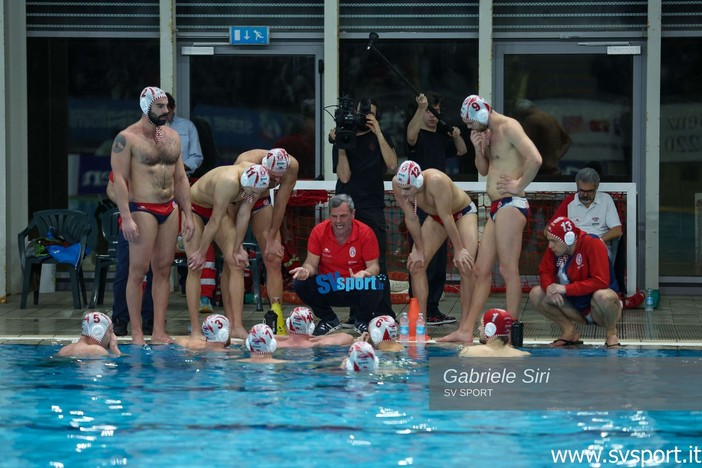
[[229, 27, 270, 45]]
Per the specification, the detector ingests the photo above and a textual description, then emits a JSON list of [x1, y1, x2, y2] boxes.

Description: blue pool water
[[1, 344, 701, 467]]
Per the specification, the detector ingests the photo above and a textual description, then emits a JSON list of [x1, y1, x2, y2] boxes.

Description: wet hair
[[575, 167, 600, 186], [329, 193, 355, 211]]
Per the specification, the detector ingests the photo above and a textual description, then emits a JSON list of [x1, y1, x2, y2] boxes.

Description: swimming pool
[[1, 344, 701, 466]]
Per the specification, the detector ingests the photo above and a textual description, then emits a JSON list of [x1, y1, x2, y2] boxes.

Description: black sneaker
[[112, 317, 129, 336], [142, 318, 153, 335], [426, 311, 457, 326], [312, 317, 341, 336], [353, 321, 369, 335]]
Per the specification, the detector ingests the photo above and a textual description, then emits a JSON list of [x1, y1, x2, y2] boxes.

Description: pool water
[[0, 344, 701, 467]]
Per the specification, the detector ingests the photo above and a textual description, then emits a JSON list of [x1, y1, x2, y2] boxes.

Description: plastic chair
[[18, 209, 91, 309], [89, 207, 119, 308]]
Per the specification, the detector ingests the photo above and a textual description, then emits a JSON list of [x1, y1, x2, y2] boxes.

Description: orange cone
[[408, 297, 419, 340]]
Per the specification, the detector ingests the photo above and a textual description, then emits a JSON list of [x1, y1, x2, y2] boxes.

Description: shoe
[[341, 317, 355, 329], [142, 318, 153, 335], [426, 311, 457, 326], [623, 290, 646, 309], [353, 321, 368, 335], [112, 317, 129, 337], [199, 296, 214, 314], [312, 317, 341, 336]]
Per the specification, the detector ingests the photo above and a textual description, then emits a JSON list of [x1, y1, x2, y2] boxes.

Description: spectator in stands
[[184, 163, 270, 340], [233, 148, 300, 336], [405, 92, 468, 326], [440, 95, 542, 343], [329, 96, 397, 327], [549, 167, 622, 256], [530, 216, 622, 348], [392, 161, 479, 336], [290, 194, 384, 335]]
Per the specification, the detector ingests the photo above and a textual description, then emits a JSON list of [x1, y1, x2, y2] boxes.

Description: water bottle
[[645, 288, 654, 312], [264, 310, 277, 332], [399, 312, 409, 343], [511, 320, 524, 347], [416, 313, 426, 343]]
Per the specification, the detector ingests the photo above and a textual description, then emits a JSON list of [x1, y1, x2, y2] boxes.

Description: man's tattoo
[[112, 134, 127, 153]]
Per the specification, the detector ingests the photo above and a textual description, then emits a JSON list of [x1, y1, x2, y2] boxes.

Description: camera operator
[[405, 92, 468, 326], [329, 97, 398, 330]]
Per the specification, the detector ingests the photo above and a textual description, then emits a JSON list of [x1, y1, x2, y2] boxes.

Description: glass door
[[495, 41, 644, 182], [181, 43, 322, 179]]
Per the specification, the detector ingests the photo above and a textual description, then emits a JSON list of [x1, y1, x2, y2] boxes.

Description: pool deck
[[2, 288, 702, 347]]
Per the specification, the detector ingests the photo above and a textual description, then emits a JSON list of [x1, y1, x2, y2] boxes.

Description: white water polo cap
[[396, 160, 424, 189], [245, 324, 278, 354], [262, 148, 291, 177], [139, 86, 167, 115], [286, 306, 316, 335], [369, 315, 398, 345], [460, 95, 491, 125], [81, 312, 112, 344], [240, 164, 271, 190], [202, 314, 230, 343], [346, 342, 379, 372]]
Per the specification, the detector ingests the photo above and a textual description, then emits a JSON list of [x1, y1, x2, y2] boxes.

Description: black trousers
[[293, 276, 383, 324]]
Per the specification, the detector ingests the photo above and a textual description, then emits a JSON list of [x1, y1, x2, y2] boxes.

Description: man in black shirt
[[406, 91, 468, 325], [330, 97, 398, 330]]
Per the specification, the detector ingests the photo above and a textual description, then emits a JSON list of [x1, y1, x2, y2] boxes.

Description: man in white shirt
[[166, 92, 203, 176], [550, 167, 622, 255]]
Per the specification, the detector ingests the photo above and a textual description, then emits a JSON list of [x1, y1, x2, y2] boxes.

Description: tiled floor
[[2, 287, 702, 347]]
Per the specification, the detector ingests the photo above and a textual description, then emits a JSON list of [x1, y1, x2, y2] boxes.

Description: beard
[[147, 110, 168, 127]]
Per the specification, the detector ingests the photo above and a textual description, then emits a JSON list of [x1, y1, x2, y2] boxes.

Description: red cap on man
[[546, 216, 580, 247], [482, 308, 513, 338]]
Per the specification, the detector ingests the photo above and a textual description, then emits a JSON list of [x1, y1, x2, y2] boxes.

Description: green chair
[[18, 209, 92, 309], [89, 207, 119, 308]]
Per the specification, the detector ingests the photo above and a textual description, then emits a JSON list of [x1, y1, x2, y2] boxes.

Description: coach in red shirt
[[529, 216, 622, 348], [291, 194, 384, 336]]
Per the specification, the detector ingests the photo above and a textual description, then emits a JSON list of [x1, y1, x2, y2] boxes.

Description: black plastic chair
[[89, 207, 119, 308], [18, 209, 91, 309]]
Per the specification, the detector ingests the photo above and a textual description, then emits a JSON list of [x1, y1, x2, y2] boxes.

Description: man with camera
[[405, 92, 468, 326], [329, 96, 397, 329]]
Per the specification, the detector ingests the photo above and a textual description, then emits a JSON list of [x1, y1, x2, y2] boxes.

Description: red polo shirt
[[308, 219, 379, 277]]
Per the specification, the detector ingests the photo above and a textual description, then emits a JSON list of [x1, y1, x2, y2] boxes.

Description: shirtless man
[[110, 87, 195, 345], [392, 161, 479, 332], [234, 148, 299, 334], [58, 312, 121, 357], [439, 95, 542, 343], [459, 309, 530, 357], [276, 307, 354, 349], [240, 324, 287, 364], [175, 314, 232, 351], [358, 315, 404, 352], [184, 163, 270, 340]]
